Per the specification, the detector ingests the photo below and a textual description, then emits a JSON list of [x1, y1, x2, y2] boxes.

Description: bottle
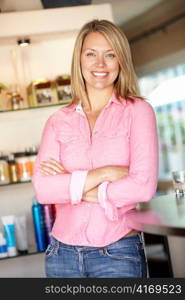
[[26, 146, 38, 177], [0, 153, 10, 185], [43, 205, 55, 244], [55, 75, 71, 103], [32, 197, 47, 252], [14, 152, 32, 182], [1, 215, 17, 257], [8, 153, 19, 183], [11, 92, 20, 110], [0, 232, 8, 258]]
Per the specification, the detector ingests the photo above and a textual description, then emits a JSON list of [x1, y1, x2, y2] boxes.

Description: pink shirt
[[32, 92, 158, 247]]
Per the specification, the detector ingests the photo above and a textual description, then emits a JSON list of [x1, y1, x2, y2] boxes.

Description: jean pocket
[[102, 245, 140, 261]]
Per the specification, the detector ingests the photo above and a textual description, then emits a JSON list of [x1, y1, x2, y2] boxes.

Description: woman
[[32, 19, 158, 278]]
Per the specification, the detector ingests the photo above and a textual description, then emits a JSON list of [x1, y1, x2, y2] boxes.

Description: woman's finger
[[40, 162, 64, 173], [47, 158, 65, 171], [40, 166, 57, 175], [40, 160, 65, 172], [39, 164, 65, 175], [40, 169, 52, 176]]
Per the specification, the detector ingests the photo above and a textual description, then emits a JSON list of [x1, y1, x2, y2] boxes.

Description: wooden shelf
[[0, 180, 32, 187], [0, 250, 44, 261], [0, 101, 70, 114]]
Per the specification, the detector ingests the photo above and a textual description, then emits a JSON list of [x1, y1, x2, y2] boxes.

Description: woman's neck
[[82, 86, 114, 112]]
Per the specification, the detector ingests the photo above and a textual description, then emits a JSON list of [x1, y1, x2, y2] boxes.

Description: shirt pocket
[[56, 129, 83, 169], [102, 125, 129, 139], [56, 130, 80, 144], [98, 127, 130, 165]]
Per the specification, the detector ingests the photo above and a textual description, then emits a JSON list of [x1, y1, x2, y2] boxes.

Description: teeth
[[92, 72, 107, 77]]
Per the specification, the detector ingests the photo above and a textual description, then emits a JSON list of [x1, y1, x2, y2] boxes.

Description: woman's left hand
[[39, 158, 68, 175]]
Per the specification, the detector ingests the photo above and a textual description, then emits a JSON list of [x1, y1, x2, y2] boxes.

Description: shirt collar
[[62, 90, 126, 113]]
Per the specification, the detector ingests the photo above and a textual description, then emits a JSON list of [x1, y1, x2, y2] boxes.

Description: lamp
[[17, 38, 30, 47]]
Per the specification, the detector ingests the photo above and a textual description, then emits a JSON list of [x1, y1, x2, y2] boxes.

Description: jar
[[15, 152, 32, 182], [11, 92, 21, 110], [8, 154, 19, 183], [27, 79, 58, 107], [0, 155, 10, 185], [55, 75, 71, 103], [26, 146, 38, 177]]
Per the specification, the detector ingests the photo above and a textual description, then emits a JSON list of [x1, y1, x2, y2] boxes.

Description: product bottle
[[0, 153, 10, 185], [8, 153, 19, 183], [0, 232, 8, 258], [1, 215, 17, 257], [32, 197, 47, 252], [26, 146, 38, 177], [15, 152, 32, 182], [43, 204, 55, 244], [15, 215, 28, 254], [11, 92, 20, 110]]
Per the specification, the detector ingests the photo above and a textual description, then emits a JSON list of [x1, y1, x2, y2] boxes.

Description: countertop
[[126, 193, 185, 236]]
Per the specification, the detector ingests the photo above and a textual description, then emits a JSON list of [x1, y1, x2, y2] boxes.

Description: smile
[[91, 72, 108, 77]]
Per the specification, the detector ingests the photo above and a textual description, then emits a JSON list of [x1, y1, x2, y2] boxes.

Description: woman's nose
[[95, 55, 105, 67]]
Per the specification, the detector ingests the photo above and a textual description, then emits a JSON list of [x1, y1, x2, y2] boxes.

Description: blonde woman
[[32, 19, 158, 278]]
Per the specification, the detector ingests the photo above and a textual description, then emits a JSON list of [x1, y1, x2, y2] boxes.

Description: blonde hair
[[71, 19, 142, 103]]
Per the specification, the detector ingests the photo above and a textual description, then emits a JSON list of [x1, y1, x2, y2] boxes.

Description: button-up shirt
[[32, 92, 158, 247]]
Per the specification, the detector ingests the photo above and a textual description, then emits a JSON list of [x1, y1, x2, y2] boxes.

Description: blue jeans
[[45, 233, 147, 278]]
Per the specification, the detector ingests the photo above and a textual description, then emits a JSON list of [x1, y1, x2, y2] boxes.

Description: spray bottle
[[32, 197, 47, 252]]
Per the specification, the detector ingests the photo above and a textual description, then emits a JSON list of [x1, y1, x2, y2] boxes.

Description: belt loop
[[139, 232, 144, 243], [54, 239, 60, 255]]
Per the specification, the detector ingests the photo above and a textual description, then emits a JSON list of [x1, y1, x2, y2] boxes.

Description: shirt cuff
[[70, 170, 88, 205], [98, 181, 118, 221]]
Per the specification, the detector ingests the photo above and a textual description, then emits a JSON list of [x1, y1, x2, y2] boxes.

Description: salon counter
[[126, 193, 185, 277]]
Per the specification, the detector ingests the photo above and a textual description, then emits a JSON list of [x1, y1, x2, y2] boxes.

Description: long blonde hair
[[71, 19, 142, 103]]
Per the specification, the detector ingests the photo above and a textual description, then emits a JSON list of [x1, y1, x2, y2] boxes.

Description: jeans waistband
[[51, 233, 143, 251]]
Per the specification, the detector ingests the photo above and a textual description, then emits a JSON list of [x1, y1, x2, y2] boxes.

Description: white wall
[[0, 4, 113, 278]]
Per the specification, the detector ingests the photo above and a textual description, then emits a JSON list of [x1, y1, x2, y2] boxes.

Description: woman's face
[[80, 32, 119, 91]]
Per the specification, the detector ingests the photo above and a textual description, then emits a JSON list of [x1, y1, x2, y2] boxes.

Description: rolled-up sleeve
[[32, 115, 88, 205], [105, 100, 159, 207]]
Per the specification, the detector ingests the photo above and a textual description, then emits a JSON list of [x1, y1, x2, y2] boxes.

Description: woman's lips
[[91, 72, 108, 78]]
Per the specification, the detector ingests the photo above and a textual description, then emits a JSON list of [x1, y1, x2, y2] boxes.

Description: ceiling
[[0, 0, 184, 40], [0, 0, 167, 26]]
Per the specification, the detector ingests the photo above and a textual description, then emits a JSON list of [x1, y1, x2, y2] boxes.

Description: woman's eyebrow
[[83, 48, 96, 51], [83, 48, 114, 52]]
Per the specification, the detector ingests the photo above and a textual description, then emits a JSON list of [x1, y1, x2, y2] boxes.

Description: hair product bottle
[[43, 204, 55, 244], [31, 197, 47, 252], [0, 232, 8, 258], [1, 215, 17, 257]]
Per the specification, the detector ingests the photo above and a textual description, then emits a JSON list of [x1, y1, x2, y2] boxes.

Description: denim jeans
[[45, 233, 147, 278]]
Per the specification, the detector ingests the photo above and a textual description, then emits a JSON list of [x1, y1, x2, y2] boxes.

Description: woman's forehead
[[82, 32, 112, 50]]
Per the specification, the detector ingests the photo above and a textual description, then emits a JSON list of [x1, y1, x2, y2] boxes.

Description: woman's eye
[[106, 53, 115, 58], [86, 52, 95, 57]]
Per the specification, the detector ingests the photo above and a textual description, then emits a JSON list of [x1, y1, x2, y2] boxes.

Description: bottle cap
[[7, 247, 17, 257], [8, 153, 15, 162], [32, 197, 38, 205]]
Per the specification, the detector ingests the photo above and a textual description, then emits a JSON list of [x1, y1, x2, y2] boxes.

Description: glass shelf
[[0, 180, 32, 187], [0, 101, 70, 113], [0, 250, 44, 261]]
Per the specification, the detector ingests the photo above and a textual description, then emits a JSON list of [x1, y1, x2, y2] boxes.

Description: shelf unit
[[0, 250, 44, 261], [0, 101, 70, 114], [0, 3, 114, 277]]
